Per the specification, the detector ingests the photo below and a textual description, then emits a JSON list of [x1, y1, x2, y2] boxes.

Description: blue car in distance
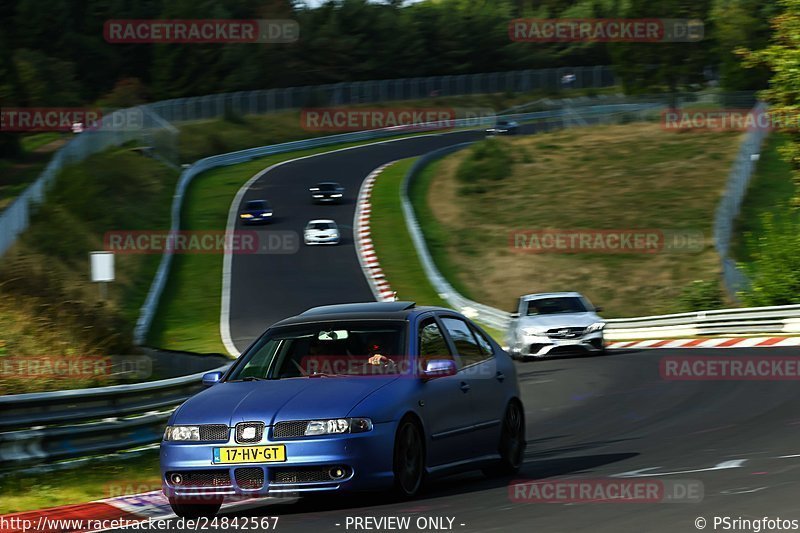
[[160, 301, 525, 517], [238, 199, 273, 224]]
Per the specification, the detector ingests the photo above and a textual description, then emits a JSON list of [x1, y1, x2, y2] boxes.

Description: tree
[[740, 0, 799, 207]]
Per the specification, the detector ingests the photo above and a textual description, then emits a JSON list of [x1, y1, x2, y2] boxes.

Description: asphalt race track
[[150, 348, 800, 533], [157, 131, 800, 532], [228, 130, 484, 351]]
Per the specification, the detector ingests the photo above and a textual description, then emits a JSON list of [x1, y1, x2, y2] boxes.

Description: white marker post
[[90, 251, 115, 300]]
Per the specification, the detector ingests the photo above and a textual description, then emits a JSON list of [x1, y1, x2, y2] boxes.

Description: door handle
[[459, 382, 471, 393], [495, 372, 505, 382]]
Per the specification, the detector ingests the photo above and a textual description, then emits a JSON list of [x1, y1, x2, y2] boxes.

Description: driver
[[367, 343, 393, 366]]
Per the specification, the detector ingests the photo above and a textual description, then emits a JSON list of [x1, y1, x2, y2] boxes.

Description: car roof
[[245, 199, 268, 204], [521, 291, 584, 301], [270, 301, 456, 327], [317, 181, 340, 186], [307, 219, 336, 224]]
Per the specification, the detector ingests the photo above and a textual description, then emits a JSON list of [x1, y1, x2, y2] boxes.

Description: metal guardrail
[[714, 101, 770, 298], [603, 304, 800, 340], [0, 365, 228, 470]]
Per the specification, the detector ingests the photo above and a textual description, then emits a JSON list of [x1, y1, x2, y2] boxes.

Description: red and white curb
[[607, 336, 800, 350], [354, 162, 398, 302]]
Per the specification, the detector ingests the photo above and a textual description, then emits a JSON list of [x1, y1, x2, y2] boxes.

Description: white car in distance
[[506, 292, 606, 359], [304, 219, 340, 246]]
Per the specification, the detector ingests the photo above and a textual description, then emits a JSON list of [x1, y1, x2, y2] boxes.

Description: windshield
[[526, 297, 588, 316], [307, 222, 335, 230], [318, 183, 339, 190], [245, 200, 268, 210], [227, 321, 407, 380]]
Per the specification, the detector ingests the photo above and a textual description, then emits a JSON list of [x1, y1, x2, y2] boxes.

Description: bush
[[677, 279, 724, 312], [456, 138, 512, 186], [740, 213, 800, 306]]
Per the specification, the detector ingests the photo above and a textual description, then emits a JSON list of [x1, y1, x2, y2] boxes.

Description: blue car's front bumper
[[160, 421, 396, 500]]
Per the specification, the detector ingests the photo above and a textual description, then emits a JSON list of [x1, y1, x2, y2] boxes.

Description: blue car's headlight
[[304, 418, 373, 436], [164, 425, 201, 441]]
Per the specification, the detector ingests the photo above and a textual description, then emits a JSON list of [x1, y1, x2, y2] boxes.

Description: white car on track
[[304, 219, 340, 245], [506, 292, 606, 359]]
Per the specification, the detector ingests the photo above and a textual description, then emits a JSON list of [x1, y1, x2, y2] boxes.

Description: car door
[[438, 315, 507, 458], [414, 314, 476, 468]]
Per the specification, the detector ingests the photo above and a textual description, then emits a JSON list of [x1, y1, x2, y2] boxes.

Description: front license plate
[[213, 445, 287, 464]]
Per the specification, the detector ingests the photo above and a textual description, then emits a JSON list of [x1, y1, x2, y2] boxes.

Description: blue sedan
[[160, 301, 525, 517]]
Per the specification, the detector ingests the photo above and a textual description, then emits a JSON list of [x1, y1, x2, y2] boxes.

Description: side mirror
[[510, 312, 520, 319], [202, 371, 223, 387], [422, 359, 457, 380], [594, 306, 604, 313]]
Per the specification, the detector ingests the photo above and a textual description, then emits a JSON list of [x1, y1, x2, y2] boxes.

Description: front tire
[[483, 401, 525, 477], [392, 417, 425, 498], [169, 499, 222, 518]]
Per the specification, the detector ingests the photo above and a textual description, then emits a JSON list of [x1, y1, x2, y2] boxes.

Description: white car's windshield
[[526, 297, 587, 316]]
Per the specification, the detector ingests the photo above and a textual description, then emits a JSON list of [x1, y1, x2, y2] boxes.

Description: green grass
[[408, 158, 480, 302], [20, 132, 63, 152], [0, 148, 178, 393], [370, 159, 450, 309], [0, 451, 161, 514], [731, 133, 797, 262], [369, 159, 504, 343], [410, 123, 744, 318]]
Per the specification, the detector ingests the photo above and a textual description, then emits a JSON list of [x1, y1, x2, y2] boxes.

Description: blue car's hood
[[174, 377, 396, 426]]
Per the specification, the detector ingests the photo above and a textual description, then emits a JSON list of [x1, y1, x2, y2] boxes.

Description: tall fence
[[145, 66, 616, 123], [714, 101, 769, 298], [1, 66, 615, 259]]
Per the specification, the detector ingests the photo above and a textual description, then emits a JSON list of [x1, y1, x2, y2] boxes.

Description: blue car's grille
[[235, 422, 264, 444], [271, 466, 350, 484], [167, 470, 231, 488], [199, 424, 229, 441], [273, 421, 309, 438], [234, 467, 264, 489]]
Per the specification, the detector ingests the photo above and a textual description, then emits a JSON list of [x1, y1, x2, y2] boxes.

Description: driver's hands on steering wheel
[[368, 353, 393, 366]]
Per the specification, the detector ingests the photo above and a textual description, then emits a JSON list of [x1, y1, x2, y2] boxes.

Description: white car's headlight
[[304, 418, 373, 436], [164, 425, 201, 441], [585, 322, 606, 333], [522, 327, 546, 336], [331, 194, 343, 198]]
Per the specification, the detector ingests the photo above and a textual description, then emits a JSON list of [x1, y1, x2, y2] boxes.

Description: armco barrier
[[0, 365, 228, 470]]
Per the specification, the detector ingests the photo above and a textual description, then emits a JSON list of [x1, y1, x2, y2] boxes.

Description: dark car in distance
[[309, 182, 345, 203], [486, 119, 519, 135]]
